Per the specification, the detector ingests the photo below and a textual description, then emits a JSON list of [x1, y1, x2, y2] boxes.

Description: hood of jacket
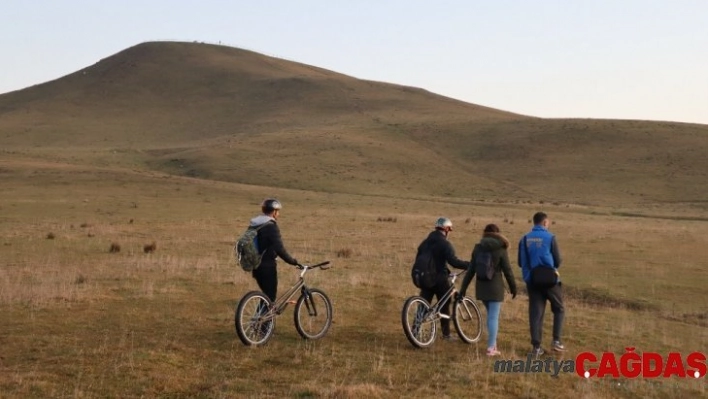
[[478, 232, 509, 250], [249, 215, 276, 227]]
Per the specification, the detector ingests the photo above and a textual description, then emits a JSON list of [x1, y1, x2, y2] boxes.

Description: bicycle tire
[[235, 291, 275, 346], [453, 296, 482, 343], [401, 296, 436, 348], [294, 288, 333, 340]]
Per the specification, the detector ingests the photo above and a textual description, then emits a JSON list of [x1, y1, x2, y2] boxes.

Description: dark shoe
[[441, 334, 457, 341], [531, 346, 544, 357], [552, 340, 566, 352]]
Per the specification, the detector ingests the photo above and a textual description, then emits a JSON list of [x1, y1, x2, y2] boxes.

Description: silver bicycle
[[235, 261, 332, 346], [402, 270, 482, 348]]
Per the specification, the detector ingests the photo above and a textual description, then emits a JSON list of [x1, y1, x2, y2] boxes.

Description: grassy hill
[[1, 41, 707, 208]]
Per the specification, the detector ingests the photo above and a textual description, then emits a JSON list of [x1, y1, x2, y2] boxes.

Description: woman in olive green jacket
[[460, 224, 518, 356]]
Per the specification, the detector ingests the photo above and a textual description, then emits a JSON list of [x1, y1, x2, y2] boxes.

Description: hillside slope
[[1, 41, 707, 208], [0, 41, 520, 147]]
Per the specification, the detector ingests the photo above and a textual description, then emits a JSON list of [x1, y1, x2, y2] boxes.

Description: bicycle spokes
[[402, 296, 436, 348], [453, 297, 482, 343], [294, 288, 332, 340], [250, 300, 271, 337], [412, 304, 426, 336], [236, 291, 276, 346]]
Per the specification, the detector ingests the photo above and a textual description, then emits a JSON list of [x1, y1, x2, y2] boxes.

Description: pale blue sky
[[2, 0, 707, 124]]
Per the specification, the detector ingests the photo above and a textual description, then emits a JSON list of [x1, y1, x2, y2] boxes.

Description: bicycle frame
[[261, 261, 331, 320], [421, 270, 465, 321]]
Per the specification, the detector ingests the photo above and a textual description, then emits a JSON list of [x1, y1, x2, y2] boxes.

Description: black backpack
[[411, 252, 437, 289], [474, 244, 496, 281]]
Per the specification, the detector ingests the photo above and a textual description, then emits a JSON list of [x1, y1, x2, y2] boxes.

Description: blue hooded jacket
[[517, 225, 562, 283]]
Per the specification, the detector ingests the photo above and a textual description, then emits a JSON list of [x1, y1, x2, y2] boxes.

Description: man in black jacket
[[415, 217, 471, 339], [250, 198, 299, 302]]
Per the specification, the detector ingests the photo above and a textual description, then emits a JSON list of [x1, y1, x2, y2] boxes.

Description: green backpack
[[234, 223, 271, 272]]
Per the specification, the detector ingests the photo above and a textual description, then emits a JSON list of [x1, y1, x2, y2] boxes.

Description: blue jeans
[[483, 300, 502, 348]]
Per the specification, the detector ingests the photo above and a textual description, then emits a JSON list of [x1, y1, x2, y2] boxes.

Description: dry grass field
[[0, 159, 706, 398], [1, 41, 707, 398]]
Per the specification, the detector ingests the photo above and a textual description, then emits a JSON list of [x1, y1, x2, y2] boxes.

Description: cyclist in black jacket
[[415, 217, 471, 339], [249, 198, 299, 301]]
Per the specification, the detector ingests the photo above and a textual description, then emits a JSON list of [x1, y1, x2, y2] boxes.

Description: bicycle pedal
[[286, 300, 297, 305], [439, 313, 450, 319]]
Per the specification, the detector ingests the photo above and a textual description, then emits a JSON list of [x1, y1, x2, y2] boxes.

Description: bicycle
[[235, 261, 332, 346], [401, 270, 482, 348]]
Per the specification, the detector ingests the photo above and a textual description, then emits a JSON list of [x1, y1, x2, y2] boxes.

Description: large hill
[[1, 41, 707, 208]]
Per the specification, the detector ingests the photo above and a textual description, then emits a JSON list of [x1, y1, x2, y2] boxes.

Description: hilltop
[[1, 41, 707, 209]]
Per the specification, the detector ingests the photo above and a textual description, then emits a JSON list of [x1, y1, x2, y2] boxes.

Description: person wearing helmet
[[248, 198, 299, 301], [414, 217, 471, 340]]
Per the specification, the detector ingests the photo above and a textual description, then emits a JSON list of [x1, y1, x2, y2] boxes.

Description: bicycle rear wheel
[[401, 296, 436, 348], [294, 288, 333, 340], [453, 296, 482, 343], [235, 291, 275, 346]]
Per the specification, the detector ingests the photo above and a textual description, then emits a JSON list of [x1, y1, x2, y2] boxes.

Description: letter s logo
[[687, 352, 707, 378]]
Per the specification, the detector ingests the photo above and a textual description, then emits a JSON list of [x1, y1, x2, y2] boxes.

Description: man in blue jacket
[[518, 212, 565, 356]]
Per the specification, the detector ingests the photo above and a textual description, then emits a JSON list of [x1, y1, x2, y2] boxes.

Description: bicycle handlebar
[[449, 269, 466, 278], [296, 261, 331, 270]]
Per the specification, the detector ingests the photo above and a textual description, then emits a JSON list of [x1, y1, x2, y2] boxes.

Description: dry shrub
[[46, 232, 55, 239], [336, 248, 353, 258], [109, 243, 121, 253], [143, 241, 157, 254], [74, 274, 87, 285]]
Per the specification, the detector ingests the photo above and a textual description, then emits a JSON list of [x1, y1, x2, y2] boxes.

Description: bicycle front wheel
[[235, 291, 275, 346], [294, 288, 333, 340], [453, 296, 482, 343], [401, 296, 436, 348]]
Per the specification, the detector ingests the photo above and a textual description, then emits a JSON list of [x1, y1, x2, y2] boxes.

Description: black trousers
[[253, 265, 278, 302], [527, 282, 564, 348], [420, 280, 453, 336]]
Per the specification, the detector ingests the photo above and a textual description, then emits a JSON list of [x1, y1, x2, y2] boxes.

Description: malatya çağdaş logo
[[493, 348, 706, 378]]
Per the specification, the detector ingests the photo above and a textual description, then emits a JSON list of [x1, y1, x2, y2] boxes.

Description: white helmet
[[434, 217, 453, 231]]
